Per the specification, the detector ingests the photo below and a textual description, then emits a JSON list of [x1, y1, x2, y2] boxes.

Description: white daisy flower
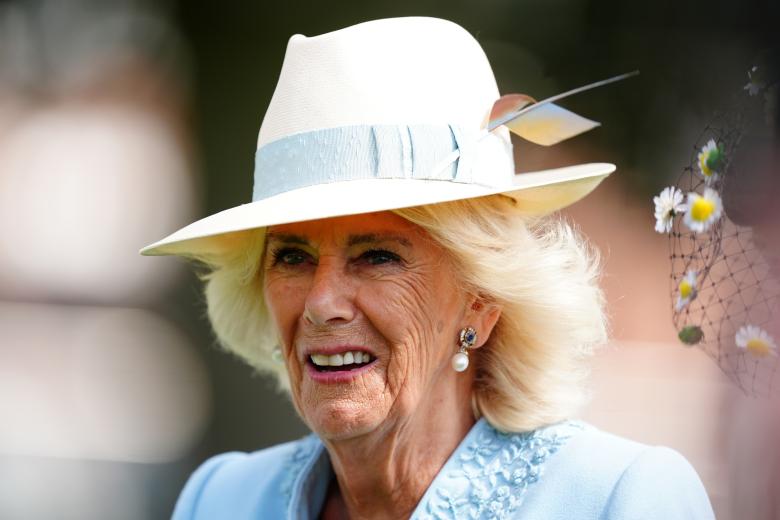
[[697, 139, 724, 183], [735, 324, 777, 357], [743, 66, 764, 96], [653, 186, 686, 233], [675, 270, 698, 311], [683, 188, 723, 233]]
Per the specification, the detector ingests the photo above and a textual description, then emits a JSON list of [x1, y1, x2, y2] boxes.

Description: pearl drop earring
[[271, 346, 284, 364], [452, 327, 477, 372]]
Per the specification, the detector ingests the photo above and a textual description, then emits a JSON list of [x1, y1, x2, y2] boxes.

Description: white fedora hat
[[141, 16, 621, 257]]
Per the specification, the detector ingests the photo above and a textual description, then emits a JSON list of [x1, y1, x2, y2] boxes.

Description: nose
[[302, 256, 356, 325]]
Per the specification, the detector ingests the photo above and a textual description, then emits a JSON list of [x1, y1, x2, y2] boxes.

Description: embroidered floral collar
[[281, 418, 585, 519]]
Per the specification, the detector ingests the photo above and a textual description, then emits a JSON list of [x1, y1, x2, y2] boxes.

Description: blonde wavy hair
[[195, 195, 608, 433]]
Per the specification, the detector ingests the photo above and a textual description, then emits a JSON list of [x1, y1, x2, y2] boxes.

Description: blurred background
[[0, 0, 778, 518]]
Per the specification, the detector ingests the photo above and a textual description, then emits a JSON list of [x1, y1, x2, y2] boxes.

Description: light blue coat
[[172, 418, 715, 519]]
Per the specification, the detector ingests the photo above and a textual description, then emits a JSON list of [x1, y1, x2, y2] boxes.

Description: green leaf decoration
[[705, 146, 725, 172], [678, 325, 704, 345]]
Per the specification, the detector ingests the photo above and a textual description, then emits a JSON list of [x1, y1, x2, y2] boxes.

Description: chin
[[304, 399, 384, 441], [292, 363, 391, 440]]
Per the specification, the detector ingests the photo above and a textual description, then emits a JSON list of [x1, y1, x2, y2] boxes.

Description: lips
[[309, 350, 375, 372]]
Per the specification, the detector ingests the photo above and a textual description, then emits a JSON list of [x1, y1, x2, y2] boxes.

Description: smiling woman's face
[[263, 211, 476, 440]]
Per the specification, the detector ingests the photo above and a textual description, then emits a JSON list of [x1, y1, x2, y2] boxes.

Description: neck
[[320, 371, 476, 519]]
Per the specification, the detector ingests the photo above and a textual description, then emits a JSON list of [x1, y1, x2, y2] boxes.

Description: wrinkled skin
[[263, 211, 500, 518]]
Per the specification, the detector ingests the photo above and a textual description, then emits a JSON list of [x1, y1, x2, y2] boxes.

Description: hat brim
[[140, 162, 614, 257]]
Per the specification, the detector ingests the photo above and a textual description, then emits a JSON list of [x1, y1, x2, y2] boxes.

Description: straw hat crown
[[258, 17, 503, 147]]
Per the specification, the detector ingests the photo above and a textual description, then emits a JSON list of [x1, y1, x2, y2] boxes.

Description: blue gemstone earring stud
[[452, 327, 477, 372]]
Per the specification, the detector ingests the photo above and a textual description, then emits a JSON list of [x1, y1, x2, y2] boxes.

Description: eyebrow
[[265, 232, 412, 248], [265, 232, 310, 246], [346, 233, 412, 248]]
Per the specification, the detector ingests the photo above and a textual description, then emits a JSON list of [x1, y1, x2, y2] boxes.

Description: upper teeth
[[310, 351, 373, 367]]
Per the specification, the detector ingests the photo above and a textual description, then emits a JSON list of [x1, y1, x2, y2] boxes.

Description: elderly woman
[[143, 17, 715, 519]]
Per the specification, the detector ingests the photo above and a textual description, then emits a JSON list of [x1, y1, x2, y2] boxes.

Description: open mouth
[[309, 351, 375, 372]]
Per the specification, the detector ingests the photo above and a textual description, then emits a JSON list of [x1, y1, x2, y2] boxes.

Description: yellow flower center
[[746, 339, 772, 357], [691, 197, 715, 222], [699, 154, 712, 177], [679, 280, 693, 299]]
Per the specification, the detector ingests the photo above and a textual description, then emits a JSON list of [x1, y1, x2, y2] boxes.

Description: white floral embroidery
[[279, 421, 583, 519], [418, 421, 583, 519]]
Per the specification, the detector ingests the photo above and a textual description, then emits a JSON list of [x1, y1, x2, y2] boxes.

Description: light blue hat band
[[252, 124, 512, 201]]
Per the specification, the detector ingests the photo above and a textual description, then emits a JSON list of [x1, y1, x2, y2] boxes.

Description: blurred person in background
[[142, 17, 715, 519], [0, 1, 210, 518]]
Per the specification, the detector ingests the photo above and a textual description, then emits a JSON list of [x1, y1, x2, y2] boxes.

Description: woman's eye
[[272, 247, 312, 266], [359, 249, 401, 266]]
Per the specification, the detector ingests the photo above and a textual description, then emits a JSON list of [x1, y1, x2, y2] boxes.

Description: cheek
[[361, 278, 429, 339], [263, 276, 308, 346], [358, 275, 457, 377]]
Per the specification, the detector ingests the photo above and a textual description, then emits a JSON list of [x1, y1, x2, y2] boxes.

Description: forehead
[[266, 211, 424, 244]]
